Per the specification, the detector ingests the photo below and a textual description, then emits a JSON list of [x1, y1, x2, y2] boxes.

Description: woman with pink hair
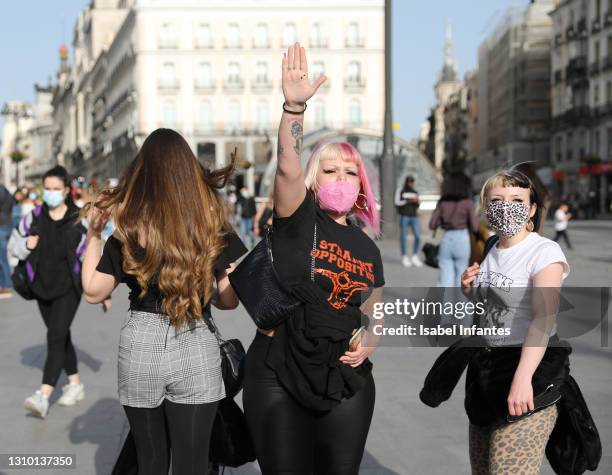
[[242, 43, 385, 474]]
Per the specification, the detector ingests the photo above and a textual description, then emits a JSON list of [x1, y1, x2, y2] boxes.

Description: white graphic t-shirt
[[554, 209, 568, 231], [475, 232, 570, 346]]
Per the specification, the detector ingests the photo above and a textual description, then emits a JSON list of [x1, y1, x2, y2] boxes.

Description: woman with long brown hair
[[81, 129, 247, 475]]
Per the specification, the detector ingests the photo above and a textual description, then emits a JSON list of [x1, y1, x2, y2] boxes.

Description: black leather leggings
[[37, 291, 80, 386], [243, 332, 375, 475], [123, 399, 218, 475]]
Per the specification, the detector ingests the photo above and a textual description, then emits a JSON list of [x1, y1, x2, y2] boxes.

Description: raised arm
[[274, 43, 326, 217]]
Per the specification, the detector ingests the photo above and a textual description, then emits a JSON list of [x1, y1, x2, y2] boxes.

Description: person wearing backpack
[[16, 166, 88, 419]]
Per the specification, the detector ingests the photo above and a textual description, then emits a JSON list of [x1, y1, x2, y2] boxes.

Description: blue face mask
[[43, 190, 65, 209]]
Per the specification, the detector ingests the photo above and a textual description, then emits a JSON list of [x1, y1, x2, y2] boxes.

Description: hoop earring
[[353, 193, 368, 210], [527, 219, 534, 232]]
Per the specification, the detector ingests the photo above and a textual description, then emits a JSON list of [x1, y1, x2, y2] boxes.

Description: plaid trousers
[[118, 310, 225, 408]]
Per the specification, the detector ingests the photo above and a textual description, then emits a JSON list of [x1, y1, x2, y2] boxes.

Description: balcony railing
[[309, 39, 328, 48], [590, 61, 600, 76], [158, 40, 179, 49], [194, 40, 214, 49], [344, 77, 366, 90], [194, 81, 216, 93], [252, 40, 271, 49], [345, 38, 365, 48], [251, 79, 273, 91], [224, 40, 243, 49], [223, 79, 244, 91], [602, 56, 612, 71], [158, 79, 180, 91]]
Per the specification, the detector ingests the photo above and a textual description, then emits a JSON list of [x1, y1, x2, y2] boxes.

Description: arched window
[[196, 62, 212, 88], [195, 23, 212, 48], [160, 62, 177, 88], [311, 22, 322, 47], [256, 99, 269, 130], [255, 23, 269, 48], [227, 62, 241, 84], [160, 22, 178, 48], [347, 22, 359, 47], [162, 100, 177, 127], [255, 62, 268, 83], [198, 100, 212, 130], [283, 23, 297, 47], [314, 99, 326, 128], [227, 23, 240, 48], [228, 100, 241, 131], [348, 99, 361, 126], [312, 61, 325, 80]]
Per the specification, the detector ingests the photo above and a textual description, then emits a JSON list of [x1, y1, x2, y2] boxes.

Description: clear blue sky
[[0, 0, 524, 143]]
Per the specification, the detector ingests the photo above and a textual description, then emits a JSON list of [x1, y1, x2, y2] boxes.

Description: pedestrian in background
[[81, 128, 247, 475], [17, 166, 88, 418], [395, 175, 422, 267], [253, 194, 274, 240], [0, 182, 15, 298], [12, 189, 25, 229], [429, 172, 479, 287], [238, 186, 257, 248], [553, 202, 573, 250]]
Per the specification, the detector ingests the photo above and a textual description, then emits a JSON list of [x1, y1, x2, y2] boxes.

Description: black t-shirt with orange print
[[272, 189, 384, 310]]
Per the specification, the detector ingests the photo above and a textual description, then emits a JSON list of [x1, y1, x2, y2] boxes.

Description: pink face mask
[[317, 181, 359, 214]]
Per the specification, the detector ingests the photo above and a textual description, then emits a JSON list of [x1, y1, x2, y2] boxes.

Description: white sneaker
[[57, 383, 85, 406], [24, 390, 49, 419], [402, 255, 412, 267], [411, 255, 423, 267]]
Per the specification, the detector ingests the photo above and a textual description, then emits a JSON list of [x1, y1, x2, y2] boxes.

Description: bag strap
[[483, 235, 499, 260], [267, 221, 317, 283]]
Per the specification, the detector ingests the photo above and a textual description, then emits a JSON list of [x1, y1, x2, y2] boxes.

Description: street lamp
[[380, 0, 397, 237]]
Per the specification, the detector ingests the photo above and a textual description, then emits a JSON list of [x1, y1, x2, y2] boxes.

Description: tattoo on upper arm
[[291, 121, 303, 156], [277, 141, 284, 157]]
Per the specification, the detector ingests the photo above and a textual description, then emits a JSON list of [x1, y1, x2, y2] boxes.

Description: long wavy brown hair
[[92, 128, 236, 327]]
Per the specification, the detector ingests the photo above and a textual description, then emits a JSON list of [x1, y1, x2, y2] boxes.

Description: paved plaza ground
[[1, 220, 610, 474]]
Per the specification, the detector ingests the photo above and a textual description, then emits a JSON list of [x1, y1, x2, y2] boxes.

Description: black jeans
[[123, 399, 219, 475], [242, 332, 376, 475], [553, 230, 572, 249], [37, 291, 81, 386]]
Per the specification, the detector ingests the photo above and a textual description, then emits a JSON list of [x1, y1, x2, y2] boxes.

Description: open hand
[[282, 43, 326, 107]]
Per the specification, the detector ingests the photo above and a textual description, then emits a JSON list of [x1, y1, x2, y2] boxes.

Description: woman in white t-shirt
[[461, 169, 570, 475]]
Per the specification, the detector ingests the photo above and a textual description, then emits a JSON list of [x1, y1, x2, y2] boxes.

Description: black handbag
[[229, 223, 317, 330], [209, 398, 256, 467], [422, 242, 439, 268], [203, 315, 246, 399], [11, 261, 35, 300]]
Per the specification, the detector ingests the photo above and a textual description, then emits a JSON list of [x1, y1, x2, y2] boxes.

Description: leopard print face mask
[[485, 201, 531, 237]]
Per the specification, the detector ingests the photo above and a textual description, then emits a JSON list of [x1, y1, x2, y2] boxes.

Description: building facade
[[49, 0, 384, 195], [473, 0, 554, 190], [551, 0, 612, 213]]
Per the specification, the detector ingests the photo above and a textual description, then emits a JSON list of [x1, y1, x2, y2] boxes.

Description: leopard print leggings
[[469, 404, 558, 475]]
